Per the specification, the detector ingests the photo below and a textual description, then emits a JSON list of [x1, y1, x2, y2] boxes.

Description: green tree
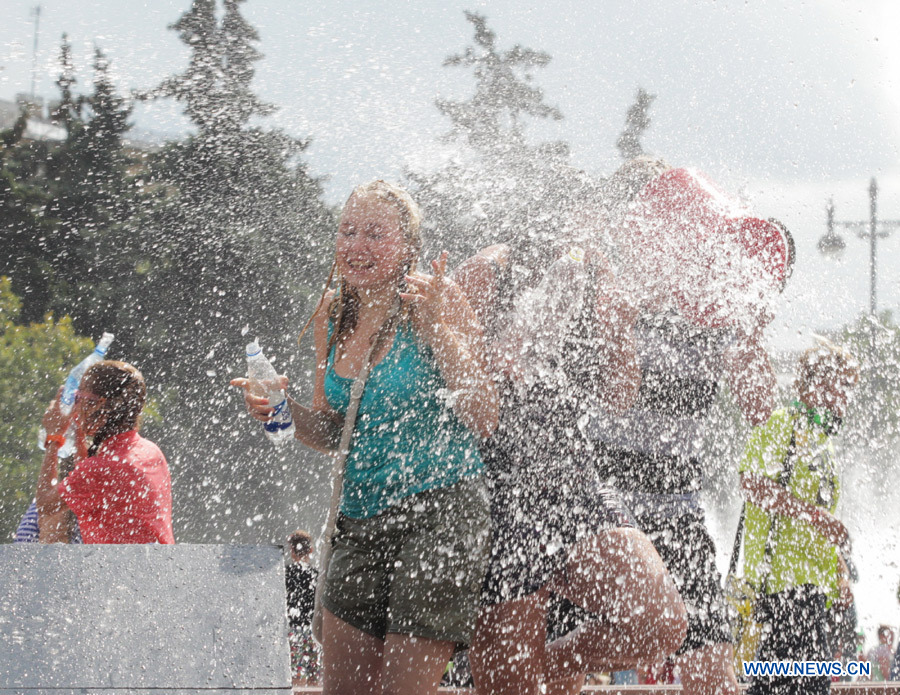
[[135, 0, 332, 379], [0, 36, 140, 337], [408, 11, 579, 263], [132, 0, 333, 541], [0, 110, 55, 325], [0, 277, 93, 541], [46, 45, 141, 341], [838, 313, 900, 454], [435, 11, 562, 156], [616, 87, 656, 160]]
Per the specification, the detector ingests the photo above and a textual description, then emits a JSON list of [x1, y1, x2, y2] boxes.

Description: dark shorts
[[635, 503, 732, 654], [547, 500, 731, 654], [746, 585, 831, 695], [322, 478, 490, 644], [481, 447, 634, 606]]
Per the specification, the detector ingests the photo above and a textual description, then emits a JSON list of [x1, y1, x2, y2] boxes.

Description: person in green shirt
[[739, 340, 859, 695]]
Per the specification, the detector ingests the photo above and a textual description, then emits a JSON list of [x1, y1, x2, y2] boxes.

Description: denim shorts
[[322, 477, 490, 644]]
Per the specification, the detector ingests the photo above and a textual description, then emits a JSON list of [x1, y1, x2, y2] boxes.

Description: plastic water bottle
[[246, 340, 295, 444], [38, 332, 115, 457]]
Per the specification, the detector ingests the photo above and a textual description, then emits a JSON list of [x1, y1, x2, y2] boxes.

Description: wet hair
[[504, 168, 605, 295], [795, 339, 859, 396], [289, 529, 312, 557], [80, 361, 147, 456], [298, 180, 423, 350]]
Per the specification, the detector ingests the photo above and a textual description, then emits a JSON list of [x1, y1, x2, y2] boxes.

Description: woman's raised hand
[[230, 375, 289, 423], [404, 251, 450, 342], [42, 387, 71, 437]]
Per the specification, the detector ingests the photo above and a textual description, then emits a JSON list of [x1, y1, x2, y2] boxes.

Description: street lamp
[[818, 178, 900, 325]]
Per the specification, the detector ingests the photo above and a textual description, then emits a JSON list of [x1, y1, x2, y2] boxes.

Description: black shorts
[[547, 502, 731, 654], [481, 445, 633, 606], [480, 381, 634, 606], [747, 585, 831, 695], [635, 504, 732, 654]]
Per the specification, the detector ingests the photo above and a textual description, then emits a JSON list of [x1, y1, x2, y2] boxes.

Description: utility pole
[[30, 5, 41, 102], [819, 177, 900, 354]]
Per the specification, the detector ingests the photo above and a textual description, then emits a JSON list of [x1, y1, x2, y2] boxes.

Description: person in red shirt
[[36, 360, 174, 544]]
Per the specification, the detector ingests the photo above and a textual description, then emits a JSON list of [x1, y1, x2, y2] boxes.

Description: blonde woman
[[234, 181, 497, 695]]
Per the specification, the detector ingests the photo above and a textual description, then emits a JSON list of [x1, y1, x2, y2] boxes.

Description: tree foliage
[[616, 87, 656, 160], [134, 0, 332, 387], [408, 11, 580, 264], [436, 11, 562, 156], [0, 35, 139, 336], [0, 5, 335, 543], [0, 277, 93, 541], [129, 0, 333, 541], [839, 312, 900, 458]]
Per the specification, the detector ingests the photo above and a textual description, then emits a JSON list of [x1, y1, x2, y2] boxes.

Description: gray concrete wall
[[0, 544, 291, 693]]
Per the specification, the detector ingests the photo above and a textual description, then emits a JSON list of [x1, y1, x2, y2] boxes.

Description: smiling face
[[336, 191, 410, 291]]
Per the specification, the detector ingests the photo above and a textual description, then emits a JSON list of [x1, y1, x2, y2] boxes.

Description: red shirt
[[59, 431, 174, 544]]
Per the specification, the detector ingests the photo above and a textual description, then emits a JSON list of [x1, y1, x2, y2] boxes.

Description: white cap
[[97, 332, 115, 354], [246, 340, 262, 358]]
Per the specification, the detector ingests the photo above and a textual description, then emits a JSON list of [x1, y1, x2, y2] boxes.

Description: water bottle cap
[[96, 332, 115, 355], [246, 340, 262, 358], [568, 246, 585, 263]]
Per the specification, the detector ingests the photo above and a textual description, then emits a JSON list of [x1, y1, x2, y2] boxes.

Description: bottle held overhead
[[38, 332, 114, 457], [245, 340, 295, 444]]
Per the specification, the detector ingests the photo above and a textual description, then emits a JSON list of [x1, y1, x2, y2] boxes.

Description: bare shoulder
[[480, 243, 510, 263], [314, 290, 335, 324], [451, 253, 492, 288]]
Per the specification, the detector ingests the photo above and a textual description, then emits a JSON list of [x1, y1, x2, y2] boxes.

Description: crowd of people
[[15, 158, 900, 694]]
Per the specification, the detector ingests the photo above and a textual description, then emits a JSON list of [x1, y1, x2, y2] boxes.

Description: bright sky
[[2, 0, 900, 641], [2, 0, 899, 351]]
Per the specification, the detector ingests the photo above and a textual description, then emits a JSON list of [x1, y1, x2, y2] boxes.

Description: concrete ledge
[[294, 685, 900, 694], [0, 544, 292, 693]]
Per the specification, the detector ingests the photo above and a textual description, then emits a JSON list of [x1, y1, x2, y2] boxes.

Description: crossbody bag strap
[[727, 414, 798, 584], [319, 297, 403, 555]]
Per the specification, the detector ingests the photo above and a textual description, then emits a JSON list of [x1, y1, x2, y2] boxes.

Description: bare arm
[[739, 472, 849, 549], [409, 254, 499, 438], [36, 392, 73, 543], [450, 244, 507, 330], [725, 328, 776, 427]]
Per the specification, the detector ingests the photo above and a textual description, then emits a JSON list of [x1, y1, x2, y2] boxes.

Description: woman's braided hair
[[80, 360, 147, 456]]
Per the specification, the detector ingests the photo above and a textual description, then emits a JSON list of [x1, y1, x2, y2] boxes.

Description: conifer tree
[[136, 0, 330, 370], [436, 11, 562, 157], [133, 0, 333, 541], [0, 113, 53, 324], [616, 87, 656, 160], [51, 34, 80, 129], [408, 11, 578, 262], [0, 37, 136, 330]]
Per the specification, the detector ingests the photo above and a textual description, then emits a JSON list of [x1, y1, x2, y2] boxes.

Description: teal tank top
[[324, 319, 483, 519]]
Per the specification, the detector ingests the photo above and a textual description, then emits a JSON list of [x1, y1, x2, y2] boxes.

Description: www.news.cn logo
[[743, 660, 871, 678]]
